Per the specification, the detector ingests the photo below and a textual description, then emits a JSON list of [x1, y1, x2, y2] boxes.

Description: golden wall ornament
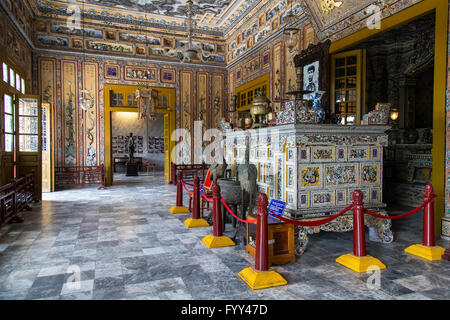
[[320, 0, 343, 14]]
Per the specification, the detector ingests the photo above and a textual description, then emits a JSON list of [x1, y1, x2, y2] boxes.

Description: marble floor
[[0, 173, 449, 300]]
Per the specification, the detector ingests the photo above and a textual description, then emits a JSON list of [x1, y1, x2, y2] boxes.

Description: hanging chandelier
[[282, 6, 300, 52], [182, 0, 199, 62]]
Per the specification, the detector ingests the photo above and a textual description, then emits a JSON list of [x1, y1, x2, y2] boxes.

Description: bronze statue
[[210, 156, 227, 183], [127, 132, 135, 164]]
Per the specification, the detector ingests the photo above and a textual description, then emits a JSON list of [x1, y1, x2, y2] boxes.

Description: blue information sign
[[268, 199, 286, 216]]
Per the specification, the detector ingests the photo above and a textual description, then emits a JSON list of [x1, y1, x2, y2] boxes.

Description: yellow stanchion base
[[238, 267, 287, 290], [184, 218, 210, 228], [404, 244, 446, 261], [169, 206, 190, 214], [202, 234, 235, 248], [336, 254, 386, 273]]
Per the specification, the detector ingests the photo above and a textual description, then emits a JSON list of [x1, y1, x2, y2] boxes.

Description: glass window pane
[[5, 134, 14, 152], [9, 69, 15, 87], [2, 63, 8, 83], [19, 117, 38, 134], [4, 94, 12, 114], [21, 78, 25, 94], [15, 74, 20, 91], [336, 57, 345, 67], [347, 55, 357, 65], [42, 107, 47, 152], [19, 135, 38, 152], [5, 114, 13, 133], [336, 68, 345, 77], [19, 98, 38, 116]]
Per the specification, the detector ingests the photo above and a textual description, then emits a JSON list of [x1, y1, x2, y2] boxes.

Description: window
[[158, 96, 168, 108], [127, 94, 137, 107], [331, 49, 365, 125], [18, 98, 39, 152], [15, 73, 20, 91], [110, 91, 123, 106], [41, 106, 47, 152], [9, 68, 15, 88], [4, 94, 14, 152], [2, 63, 8, 83], [21, 78, 25, 94]]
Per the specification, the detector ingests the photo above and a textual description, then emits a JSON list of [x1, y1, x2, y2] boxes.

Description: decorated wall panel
[[61, 61, 78, 166], [83, 62, 99, 166]]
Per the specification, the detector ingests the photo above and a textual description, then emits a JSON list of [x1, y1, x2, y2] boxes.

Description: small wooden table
[[246, 213, 296, 266]]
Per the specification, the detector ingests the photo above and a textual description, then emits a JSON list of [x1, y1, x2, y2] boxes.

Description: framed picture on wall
[[104, 64, 120, 80], [124, 66, 157, 82], [161, 68, 176, 84]]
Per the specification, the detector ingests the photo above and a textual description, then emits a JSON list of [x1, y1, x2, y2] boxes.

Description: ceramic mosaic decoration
[[224, 124, 393, 252]]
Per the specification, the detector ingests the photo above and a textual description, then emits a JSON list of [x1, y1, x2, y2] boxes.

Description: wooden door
[[15, 95, 42, 200], [1, 93, 15, 185], [41, 103, 52, 192]]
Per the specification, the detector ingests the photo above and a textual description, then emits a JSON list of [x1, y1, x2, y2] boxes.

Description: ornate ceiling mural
[[30, 0, 262, 34], [82, 0, 232, 18]]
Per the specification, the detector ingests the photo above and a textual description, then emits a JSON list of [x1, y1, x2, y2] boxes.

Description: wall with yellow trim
[[33, 51, 228, 187]]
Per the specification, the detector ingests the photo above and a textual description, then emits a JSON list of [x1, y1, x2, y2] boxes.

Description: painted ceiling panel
[[32, 0, 255, 32]]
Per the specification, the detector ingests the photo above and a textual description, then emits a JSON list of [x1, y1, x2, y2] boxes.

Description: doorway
[[329, 0, 447, 234], [104, 84, 176, 186]]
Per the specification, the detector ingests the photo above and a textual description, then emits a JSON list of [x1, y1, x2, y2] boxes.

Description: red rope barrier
[[364, 195, 436, 220], [181, 180, 194, 195], [200, 189, 213, 203], [221, 197, 257, 224], [269, 204, 354, 227]]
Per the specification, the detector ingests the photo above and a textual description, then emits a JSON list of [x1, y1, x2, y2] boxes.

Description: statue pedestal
[[126, 162, 139, 176]]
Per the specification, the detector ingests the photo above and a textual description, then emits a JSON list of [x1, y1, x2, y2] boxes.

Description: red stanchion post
[[184, 176, 209, 228], [192, 176, 200, 220], [405, 184, 445, 260], [255, 193, 269, 272], [201, 183, 235, 248], [336, 190, 386, 273], [238, 193, 287, 290], [212, 183, 223, 237], [176, 172, 183, 207], [169, 172, 190, 214], [423, 184, 435, 247], [352, 190, 366, 257]]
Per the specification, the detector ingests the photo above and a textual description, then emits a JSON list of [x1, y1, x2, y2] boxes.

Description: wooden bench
[[0, 173, 36, 228], [55, 165, 106, 190]]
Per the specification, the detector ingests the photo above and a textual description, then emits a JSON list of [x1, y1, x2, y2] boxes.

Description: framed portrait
[[72, 39, 83, 48], [303, 61, 319, 100], [104, 64, 120, 80], [135, 46, 146, 55], [294, 40, 331, 109], [161, 68, 176, 84], [163, 38, 173, 48], [124, 66, 157, 82], [105, 31, 116, 40]]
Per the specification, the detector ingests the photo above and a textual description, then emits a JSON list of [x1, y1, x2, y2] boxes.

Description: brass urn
[[250, 91, 271, 128]]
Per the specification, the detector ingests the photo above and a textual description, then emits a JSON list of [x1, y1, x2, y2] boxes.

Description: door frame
[[41, 102, 55, 192], [329, 0, 448, 235], [104, 84, 176, 186]]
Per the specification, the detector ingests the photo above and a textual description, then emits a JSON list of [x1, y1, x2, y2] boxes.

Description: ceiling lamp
[[79, 0, 95, 112], [182, 0, 199, 62], [283, 7, 300, 51], [79, 89, 93, 111]]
